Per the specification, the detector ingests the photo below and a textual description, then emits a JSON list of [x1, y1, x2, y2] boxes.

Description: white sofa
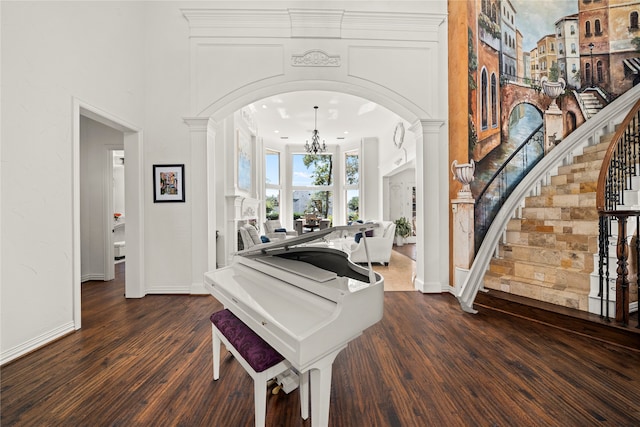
[[342, 220, 396, 265], [263, 219, 297, 240]]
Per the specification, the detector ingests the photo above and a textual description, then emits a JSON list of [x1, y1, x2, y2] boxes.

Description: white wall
[[1, 1, 146, 363], [1, 0, 449, 363]]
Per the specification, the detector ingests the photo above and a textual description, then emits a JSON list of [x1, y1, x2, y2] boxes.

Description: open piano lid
[[236, 223, 379, 256], [237, 223, 381, 285]]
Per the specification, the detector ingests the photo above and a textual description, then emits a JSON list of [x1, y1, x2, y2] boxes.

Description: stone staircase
[[483, 134, 614, 311], [577, 91, 605, 118]]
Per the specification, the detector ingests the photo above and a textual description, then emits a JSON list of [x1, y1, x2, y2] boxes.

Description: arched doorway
[[185, 81, 448, 295]]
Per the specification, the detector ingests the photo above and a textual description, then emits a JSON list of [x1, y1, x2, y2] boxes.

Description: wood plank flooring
[[2, 262, 639, 426]]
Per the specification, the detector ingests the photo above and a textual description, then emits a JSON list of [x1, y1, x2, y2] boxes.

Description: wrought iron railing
[[596, 98, 640, 328], [474, 124, 545, 251]]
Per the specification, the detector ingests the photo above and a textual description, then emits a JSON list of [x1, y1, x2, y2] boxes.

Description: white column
[[184, 117, 211, 294], [412, 119, 447, 293]]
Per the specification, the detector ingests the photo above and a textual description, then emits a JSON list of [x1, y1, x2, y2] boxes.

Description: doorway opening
[[73, 99, 145, 330]]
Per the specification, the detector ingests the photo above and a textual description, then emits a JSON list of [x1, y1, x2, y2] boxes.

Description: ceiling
[[246, 90, 405, 147]]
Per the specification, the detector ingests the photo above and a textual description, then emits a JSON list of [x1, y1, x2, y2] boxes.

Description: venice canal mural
[[466, 0, 640, 248]]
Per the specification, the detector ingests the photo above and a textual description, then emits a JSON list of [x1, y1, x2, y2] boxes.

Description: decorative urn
[[451, 160, 475, 198]]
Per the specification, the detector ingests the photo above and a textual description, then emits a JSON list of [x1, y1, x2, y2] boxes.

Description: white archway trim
[[198, 79, 426, 126], [72, 98, 145, 329]]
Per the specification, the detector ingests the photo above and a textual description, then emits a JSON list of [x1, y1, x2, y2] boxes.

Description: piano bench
[[210, 309, 309, 426]]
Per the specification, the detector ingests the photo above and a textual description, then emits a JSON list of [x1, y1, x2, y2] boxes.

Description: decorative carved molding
[[292, 50, 341, 67]]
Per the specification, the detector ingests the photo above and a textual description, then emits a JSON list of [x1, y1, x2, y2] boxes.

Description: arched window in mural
[[595, 19, 601, 35], [570, 25, 575, 35], [482, 0, 489, 15], [585, 21, 591, 36], [491, 73, 497, 128], [631, 11, 639, 29], [597, 61, 603, 83], [491, 4, 497, 22], [481, 69, 488, 130], [585, 62, 591, 85]]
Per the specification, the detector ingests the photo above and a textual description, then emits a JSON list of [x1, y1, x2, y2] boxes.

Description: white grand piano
[[204, 224, 384, 427]]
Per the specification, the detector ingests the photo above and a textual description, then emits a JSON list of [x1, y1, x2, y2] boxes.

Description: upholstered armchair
[[343, 221, 396, 265], [263, 219, 298, 240]]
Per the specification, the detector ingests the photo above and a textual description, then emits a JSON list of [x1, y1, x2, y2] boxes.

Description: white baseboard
[[81, 273, 105, 282], [1, 321, 75, 366]]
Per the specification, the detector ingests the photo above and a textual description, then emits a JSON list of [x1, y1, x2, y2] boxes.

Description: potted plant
[[394, 217, 412, 246]]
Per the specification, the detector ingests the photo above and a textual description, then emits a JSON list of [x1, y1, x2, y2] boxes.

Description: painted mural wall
[[450, 0, 640, 247]]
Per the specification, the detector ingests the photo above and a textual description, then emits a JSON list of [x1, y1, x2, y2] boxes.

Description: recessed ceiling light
[[343, 131, 349, 134], [262, 104, 268, 109], [274, 130, 279, 134]]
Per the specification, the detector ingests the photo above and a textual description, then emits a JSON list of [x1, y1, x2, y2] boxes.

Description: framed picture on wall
[[153, 164, 185, 203]]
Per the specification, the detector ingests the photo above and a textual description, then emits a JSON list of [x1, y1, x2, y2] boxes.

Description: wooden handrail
[[596, 98, 640, 211]]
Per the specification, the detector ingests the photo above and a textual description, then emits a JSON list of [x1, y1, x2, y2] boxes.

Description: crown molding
[[182, 8, 445, 42]]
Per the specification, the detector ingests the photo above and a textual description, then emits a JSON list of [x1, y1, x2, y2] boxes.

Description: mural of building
[[530, 46, 539, 82], [516, 29, 525, 79], [579, 0, 640, 96], [555, 14, 581, 89], [609, 0, 640, 94], [501, 0, 518, 78], [580, 0, 611, 90], [535, 34, 558, 81], [473, 0, 503, 160]]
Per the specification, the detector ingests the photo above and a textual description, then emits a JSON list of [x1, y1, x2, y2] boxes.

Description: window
[[595, 19, 601, 35], [572, 64, 577, 73], [571, 43, 576, 54], [586, 21, 592, 37], [585, 62, 591, 85], [631, 11, 638, 30], [291, 153, 333, 221], [570, 25, 575, 35], [491, 73, 497, 128], [559, 43, 564, 54], [344, 152, 359, 222], [481, 69, 488, 130], [551, 43, 555, 52], [597, 60, 603, 83], [265, 150, 281, 219]]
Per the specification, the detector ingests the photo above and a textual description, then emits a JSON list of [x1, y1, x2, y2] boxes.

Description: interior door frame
[[73, 98, 145, 330]]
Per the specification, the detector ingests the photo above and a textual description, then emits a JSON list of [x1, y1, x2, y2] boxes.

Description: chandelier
[[305, 106, 326, 154]]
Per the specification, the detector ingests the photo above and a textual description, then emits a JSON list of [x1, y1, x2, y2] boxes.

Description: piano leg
[[308, 347, 345, 427], [300, 371, 309, 420], [212, 327, 220, 380]]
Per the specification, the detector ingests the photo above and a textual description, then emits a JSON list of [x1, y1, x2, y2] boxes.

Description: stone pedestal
[[452, 197, 475, 292], [451, 159, 476, 293], [541, 77, 566, 154], [544, 108, 563, 154]]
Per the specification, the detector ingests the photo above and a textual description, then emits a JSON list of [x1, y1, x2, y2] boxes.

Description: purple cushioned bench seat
[[210, 309, 285, 373]]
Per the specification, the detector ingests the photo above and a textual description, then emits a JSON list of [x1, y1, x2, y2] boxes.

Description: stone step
[[500, 243, 594, 273], [483, 271, 590, 310], [540, 181, 597, 196], [525, 192, 596, 208], [507, 218, 599, 236], [550, 168, 600, 185], [520, 205, 598, 221], [557, 159, 604, 175], [572, 148, 606, 164], [498, 258, 591, 291], [504, 229, 598, 252]]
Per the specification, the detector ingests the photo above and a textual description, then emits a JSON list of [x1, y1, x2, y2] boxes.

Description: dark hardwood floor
[[2, 262, 639, 426]]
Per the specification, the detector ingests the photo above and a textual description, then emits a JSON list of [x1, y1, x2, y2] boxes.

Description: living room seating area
[[340, 220, 396, 265]]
